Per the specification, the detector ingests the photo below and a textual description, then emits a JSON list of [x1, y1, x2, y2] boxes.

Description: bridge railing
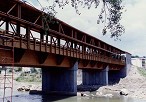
[[0, 31, 125, 64]]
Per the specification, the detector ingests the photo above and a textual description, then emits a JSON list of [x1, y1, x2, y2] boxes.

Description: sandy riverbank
[[96, 65, 146, 100]]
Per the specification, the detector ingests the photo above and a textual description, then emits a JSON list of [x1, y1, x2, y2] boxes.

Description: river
[[0, 69, 146, 102], [0, 91, 146, 102]]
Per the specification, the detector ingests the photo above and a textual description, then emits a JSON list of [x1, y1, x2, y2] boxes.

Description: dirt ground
[[97, 65, 146, 99]]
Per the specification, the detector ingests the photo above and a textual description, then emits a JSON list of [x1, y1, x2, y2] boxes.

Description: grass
[[137, 67, 146, 77], [15, 73, 41, 82]]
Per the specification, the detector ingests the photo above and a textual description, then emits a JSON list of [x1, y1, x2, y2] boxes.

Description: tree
[[30, 68, 38, 73], [131, 55, 139, 58], [34, 0, 124, 40], [15, 67, 22, 72]]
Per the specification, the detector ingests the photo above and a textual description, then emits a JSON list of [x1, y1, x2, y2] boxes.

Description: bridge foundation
[[42, 62, 78, 96], [108, 53, 131, 84], [82, 66, 109, 86], [120, 53, 131, 78]]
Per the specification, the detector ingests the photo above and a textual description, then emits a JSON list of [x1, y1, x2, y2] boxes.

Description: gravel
[[97, 65, 146, 99]]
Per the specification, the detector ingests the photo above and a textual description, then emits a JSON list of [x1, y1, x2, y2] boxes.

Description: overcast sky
[[27, 0, 146, 56]]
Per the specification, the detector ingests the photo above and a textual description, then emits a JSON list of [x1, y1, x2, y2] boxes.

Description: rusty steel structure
[[0, 0, 126, 70]]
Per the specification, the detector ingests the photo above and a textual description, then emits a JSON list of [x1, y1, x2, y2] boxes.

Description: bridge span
[[0, 0, 131, 95]]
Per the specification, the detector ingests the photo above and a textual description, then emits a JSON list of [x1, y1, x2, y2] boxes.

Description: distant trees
[[15, 67, 22, 72], [131, 55, 146, 58], [131, 55, 139, 58]]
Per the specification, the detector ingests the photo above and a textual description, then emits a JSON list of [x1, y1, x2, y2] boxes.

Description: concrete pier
[[82, 66, 109, 86], [40, 53, 131, 94], [42, 62, 78, 96], [108, 53, 131, 84], [120, 53, 131, 78]]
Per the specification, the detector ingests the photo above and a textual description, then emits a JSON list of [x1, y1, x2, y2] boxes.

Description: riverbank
[[96, 65, 146, 100]]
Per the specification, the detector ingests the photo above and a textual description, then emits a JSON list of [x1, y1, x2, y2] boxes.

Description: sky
[[25, 0, 146, 56]]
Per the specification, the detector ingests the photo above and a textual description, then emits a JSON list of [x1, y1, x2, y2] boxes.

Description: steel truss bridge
[[0, 0, 126, 70]]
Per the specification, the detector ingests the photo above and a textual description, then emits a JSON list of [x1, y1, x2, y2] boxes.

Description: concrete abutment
[[108, 53, 131, 84]]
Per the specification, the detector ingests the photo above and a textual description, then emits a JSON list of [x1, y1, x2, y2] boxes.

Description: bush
[[137, 67, 146, 77], [15, 72, 41, 82]]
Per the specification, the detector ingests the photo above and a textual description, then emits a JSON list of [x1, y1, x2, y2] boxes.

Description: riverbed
[[0, 92, 146, 102], [0, 81, 146, 102]]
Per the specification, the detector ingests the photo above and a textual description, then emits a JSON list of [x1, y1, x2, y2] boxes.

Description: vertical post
[[40, 33, 44, 51], [45, 35, 48, 52], [50, 36, 52, 53], [57, 37, 60, 54], [16, 3, 21, 36], [3, 20, 9, 45], [46, 35, 48, 43], [57, 37, 60, 46], [17, 3, 21, 18], [5, 20, 9, 34], [16, 23, 20, 35], [40, 33, 44, 42], [26, 26, 30, 49]]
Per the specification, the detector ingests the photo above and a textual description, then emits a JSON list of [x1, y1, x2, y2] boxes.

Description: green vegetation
[[15, 67, 22, 72], [15, 73, 41, 82], [137, 67, 146, 77], [131, 55, 140, 58]]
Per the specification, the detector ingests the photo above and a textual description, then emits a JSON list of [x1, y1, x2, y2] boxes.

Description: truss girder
[[0, 0, 127, 70]]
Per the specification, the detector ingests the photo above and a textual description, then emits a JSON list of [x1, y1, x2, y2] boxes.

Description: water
[[0, 92, 146, 102], [0, 74, 145, 102], [0, 83, 146, 102]]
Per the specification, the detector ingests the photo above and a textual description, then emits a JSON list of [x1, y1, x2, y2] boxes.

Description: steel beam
[[0, 0, 127, 70]]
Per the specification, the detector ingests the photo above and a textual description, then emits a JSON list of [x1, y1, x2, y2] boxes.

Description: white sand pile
[[97, 65, 146, 99]]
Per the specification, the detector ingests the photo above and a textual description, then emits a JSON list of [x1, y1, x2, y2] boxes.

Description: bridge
[[0, 0, 131, 96]]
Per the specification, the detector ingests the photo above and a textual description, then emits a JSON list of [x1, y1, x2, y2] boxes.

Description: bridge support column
[[82, 66, 109, 86], [108, 53, 131, 84], [42, 62, 78, 96], [120, 53, 131, 78], [116, 53, 131, 78], [100, 66, 109, 85]]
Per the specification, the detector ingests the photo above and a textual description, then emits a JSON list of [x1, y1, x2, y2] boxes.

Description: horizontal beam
[[0, 48, 124, 70]]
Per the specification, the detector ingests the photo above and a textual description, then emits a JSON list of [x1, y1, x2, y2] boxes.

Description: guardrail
[[0, 30, 125, 65]]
